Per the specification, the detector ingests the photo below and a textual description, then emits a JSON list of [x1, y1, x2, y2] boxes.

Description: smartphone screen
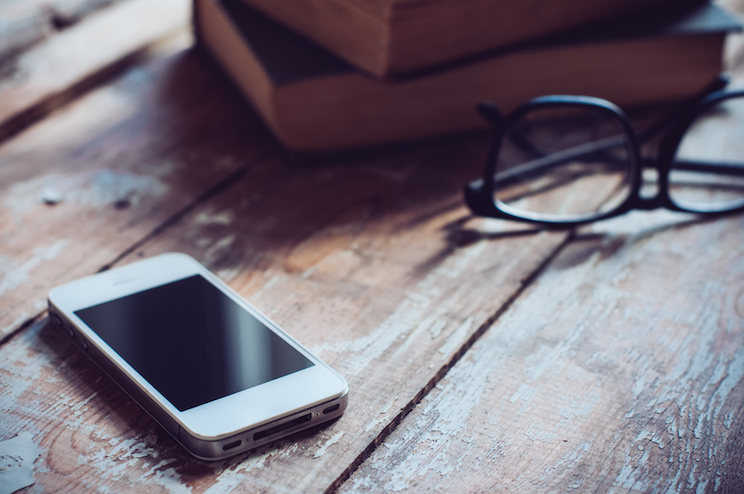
[[74, 275, 314, 411]]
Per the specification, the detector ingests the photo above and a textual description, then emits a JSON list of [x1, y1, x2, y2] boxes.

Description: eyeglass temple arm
[[503, 75, 732, 160], [467, 77, 740, 206], [637, 74, 731, 142], [641, 157, 744, 176], [464, 134, 625, 212], [468, 134, 626, 194], [501, 76, 731, 160]]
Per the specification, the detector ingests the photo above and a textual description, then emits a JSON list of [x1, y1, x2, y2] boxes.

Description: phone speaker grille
[[222, 440, 241, 451]]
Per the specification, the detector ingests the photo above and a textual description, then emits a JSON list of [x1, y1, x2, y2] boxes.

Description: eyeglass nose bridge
[[629, 159, 671, 211], [466, 83, 744, 226]]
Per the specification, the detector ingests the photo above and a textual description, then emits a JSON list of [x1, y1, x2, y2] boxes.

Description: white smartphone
[[47, 252, 348, 460]]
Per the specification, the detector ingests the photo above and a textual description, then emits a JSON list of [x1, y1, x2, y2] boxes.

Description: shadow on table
[[427, 209, 743, 277]]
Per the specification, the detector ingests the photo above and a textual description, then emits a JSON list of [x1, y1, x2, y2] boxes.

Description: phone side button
[[79, 337, 88, 352], [62, 323, 74, 338]]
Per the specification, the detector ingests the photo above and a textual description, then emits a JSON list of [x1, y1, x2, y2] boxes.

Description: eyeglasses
[[464, 77, 744, 227]]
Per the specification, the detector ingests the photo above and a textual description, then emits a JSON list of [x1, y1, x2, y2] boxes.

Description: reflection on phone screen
[[75, 275, 314, 411]]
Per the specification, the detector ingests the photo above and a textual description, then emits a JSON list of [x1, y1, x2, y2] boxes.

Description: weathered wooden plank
[[0, 48, 276, 337], [0, 121, 571, 491], [0, 0, 135, 64], [0, 1, 51, 61], [338, 210, 744, 493], [50, 0, 123, 27], [0, 0, 127, 55], [336, 21, 744, 487], [0, 0, 191, 143], [4, 2, 742, 493], [722, 0, 744, 80]]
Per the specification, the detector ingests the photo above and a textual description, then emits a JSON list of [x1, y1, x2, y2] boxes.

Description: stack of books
[[194, 0, 741, 152]]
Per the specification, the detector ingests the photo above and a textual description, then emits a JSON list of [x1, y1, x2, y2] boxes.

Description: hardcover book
[[236, 0, 706, 77], [195, 0, 739, 152]]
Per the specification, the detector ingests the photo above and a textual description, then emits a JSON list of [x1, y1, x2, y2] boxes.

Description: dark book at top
[[195, 0, 740, 152], [235, 0, 708, 78]]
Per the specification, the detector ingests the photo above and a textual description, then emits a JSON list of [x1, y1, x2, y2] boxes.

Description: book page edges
[[199, 0, 725, 152], [274, 35, 725, 151], [388, 0, 672, 72], [239, 0, 706, 77]]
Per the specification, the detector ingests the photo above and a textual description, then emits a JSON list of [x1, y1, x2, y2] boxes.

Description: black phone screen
[[75, 275, 314, 411]]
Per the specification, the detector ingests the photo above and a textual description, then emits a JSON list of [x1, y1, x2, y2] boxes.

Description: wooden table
[[2, 1, 744, 492]]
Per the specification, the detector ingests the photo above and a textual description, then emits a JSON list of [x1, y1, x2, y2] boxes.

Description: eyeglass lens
[[669, 95, 744, 212], [493, 105, 633, 221]]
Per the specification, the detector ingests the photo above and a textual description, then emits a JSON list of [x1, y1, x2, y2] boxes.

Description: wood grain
[[0, 0, 191, 142], [0, 91, 574, 491], [2, 1, 744, 492], [336, 26, 744, 487], [339, 212, 744, 493], [51, 0, 123, 27], [0, 48, 275, 338], [0, 1, 51, 61]]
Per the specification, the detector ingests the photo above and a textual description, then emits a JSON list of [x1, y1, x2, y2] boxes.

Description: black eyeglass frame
[[464, 86, 744, 227]]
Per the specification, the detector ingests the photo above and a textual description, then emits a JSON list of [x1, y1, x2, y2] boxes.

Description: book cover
[[195, 0, 739, 152], [236, 0, 708, 77]]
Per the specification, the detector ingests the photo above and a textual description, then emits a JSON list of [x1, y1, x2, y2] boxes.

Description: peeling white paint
[[200, 451, 270, 494], [193, 211, 234, 226], [5, 170, 167, 217], [0, 324, 56, 413], [348, 341, 498, 492], [614, 450, 650, 490], [1, 311, 33, 336], [0, 432, 43, 494], [314, 431, 344, 459], [437, 316, 473, 357], [391, 314, 442, 360], [311, 238, 487, 376], [632, 374, 645, 397], [338, 217, 744, 492], [83, 433, 191, 494], [0, 321, 191, 493], [204, 235, 235, 265], [365, 398, 399, 432], [0, 240, 68, 298]]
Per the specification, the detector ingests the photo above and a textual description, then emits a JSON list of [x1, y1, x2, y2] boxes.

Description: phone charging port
[[254, 413, 311, 441]]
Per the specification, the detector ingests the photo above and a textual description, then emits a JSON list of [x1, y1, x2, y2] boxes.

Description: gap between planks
[[0, 145, 281, 349], [323, 230, 577, 494], [0, 0, 192, 146]]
